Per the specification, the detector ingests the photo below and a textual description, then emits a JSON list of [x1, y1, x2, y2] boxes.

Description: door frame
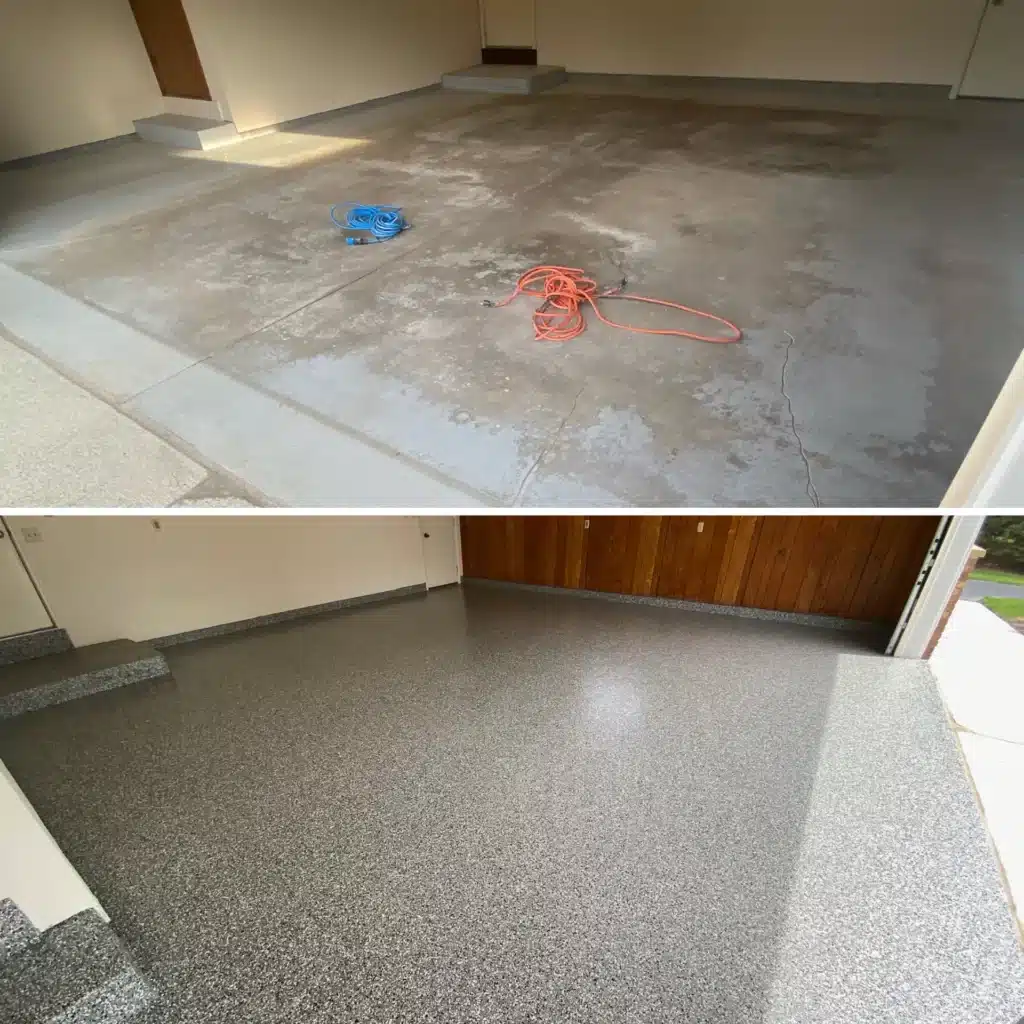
[[888, 516, 985, 658], [943, 348, 1024, 506], [0, 517, 55, 639], [478, 0, 537, 52], [951, 0, 1001, 99]]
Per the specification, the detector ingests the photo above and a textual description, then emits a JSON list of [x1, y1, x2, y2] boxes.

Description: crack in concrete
[[513, 384, 587, 505], [781, 330, 821, 508]]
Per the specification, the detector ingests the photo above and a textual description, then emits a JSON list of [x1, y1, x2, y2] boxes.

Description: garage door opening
[[461, 515, 940, 650]]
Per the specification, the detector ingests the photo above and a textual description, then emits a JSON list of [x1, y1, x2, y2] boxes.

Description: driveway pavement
[[962, 578, 1024, 603], [930, 599, 1024, 940]]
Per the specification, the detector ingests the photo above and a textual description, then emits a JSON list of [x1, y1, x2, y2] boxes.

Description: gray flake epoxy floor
[[0, 585, 1022, 1023], [2, 81, 1023, 506]]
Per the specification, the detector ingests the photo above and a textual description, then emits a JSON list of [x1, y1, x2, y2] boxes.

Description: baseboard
[[243, 84, 442, 137], [0, 134, 136, 170], [463, 578, 878, 633], [481, 47, 538, 66], [151, 584, 428, 648]]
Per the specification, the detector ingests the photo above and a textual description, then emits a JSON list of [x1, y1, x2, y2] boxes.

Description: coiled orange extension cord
[[487, 265, 742, 344]]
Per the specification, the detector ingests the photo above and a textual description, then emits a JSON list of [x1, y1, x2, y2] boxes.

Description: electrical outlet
[[697, 521, 704, 533], [20, 527, 42, 543]]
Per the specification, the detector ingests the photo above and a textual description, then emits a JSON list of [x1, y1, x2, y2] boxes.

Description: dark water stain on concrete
[[14, 86, 1024, 506]]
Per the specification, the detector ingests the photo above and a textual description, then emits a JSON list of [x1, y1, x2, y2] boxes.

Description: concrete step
[[133, 114, 239, 151], [441, 64, 568, 95], [0, 641, 170, 720], [0, 899, 39, 964], [0, 909, 155, 1024], [0, 629, 73, 669]]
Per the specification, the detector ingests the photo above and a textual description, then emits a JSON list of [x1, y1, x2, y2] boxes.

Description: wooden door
[[460, 516, 940, 625], [960, 0, 1024, 99], [129, 0, 211, 100]]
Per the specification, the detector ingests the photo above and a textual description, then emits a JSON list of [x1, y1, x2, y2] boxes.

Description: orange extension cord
[[487, 265, 743, 344]]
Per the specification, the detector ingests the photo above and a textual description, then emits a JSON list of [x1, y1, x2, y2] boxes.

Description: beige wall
[[182, 0, 481, 134], [0, 0, 162, 162], [538, 0, 985, 84], [7, 516, 455, 647]]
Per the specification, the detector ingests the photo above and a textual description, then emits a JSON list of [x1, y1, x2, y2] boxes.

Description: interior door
[[481, 0, 536, 47], [420, 518, 460, 589], [129, 0, 211, 100], [0, 522, 51, 639], [960, 0, 1024, 99]]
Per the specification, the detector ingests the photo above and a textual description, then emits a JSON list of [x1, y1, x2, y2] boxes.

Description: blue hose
[[330, 203, 407, 244]]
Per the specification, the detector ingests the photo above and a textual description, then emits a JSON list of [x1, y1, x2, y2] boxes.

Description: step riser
[[0, 630, 72, 669], [0, 900, 39, 964], [0, 655, 169, 721], [442, 66, 568, 95], [134, 116, 239, 151], [50, 968, 155, 1024], [0, 909, 157, 1024]]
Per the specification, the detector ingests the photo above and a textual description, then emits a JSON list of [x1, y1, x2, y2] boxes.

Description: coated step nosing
[[0, 629, 73, 668], [0, 656, 169, 720]]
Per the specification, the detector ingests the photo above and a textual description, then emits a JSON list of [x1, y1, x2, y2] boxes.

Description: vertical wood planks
[[459, 515, 940, 625]]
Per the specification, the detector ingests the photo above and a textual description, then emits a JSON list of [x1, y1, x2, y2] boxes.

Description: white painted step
[[442, 65, 568, 95], [133, 113, 239, 151]]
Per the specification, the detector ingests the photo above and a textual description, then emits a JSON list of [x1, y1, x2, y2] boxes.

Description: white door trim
[[891, 516, 985, 659], [942, 347, 1024, 508], [480, 0, 537, 49], [0, 518, 53, 639]]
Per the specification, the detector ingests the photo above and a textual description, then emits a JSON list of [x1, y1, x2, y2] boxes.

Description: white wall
[[538, 0, 986, 85], [0, 0, 162, 163], [0, 760, 106, 930], [182, 0, 481, 134], [6, 516, 455, 647]]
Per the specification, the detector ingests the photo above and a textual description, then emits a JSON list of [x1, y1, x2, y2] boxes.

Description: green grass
[[981, 597, 1024, 623], [970, 567, 1024, 586]]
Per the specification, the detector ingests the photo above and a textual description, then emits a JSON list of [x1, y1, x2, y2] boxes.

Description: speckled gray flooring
[[0, 587, 1021, 1023], [0, 908, 154, 1023]]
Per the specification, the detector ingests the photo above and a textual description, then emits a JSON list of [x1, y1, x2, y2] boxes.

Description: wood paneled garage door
[[460, 516, 940, 625]]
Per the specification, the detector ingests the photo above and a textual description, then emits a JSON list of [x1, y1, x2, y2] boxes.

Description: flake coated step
[[0, 641, 170, 719], [0, 899, 39, 963], [0, 909, 155, 1024]]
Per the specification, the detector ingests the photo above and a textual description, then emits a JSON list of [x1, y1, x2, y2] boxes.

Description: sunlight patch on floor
[[171, 131, 371, 169]]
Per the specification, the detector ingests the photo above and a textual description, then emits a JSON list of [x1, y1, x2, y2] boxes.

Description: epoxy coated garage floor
[[2, 81, 1022, 506], [1, 585, 1023, 1023]]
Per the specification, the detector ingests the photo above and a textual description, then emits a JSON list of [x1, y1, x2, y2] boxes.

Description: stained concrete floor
[[1, 585, 1023, 1023], [2, 81, 1023, 505]]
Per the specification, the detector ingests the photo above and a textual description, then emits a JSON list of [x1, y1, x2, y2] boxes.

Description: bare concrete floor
[[2, 80, 1022, 506], [1, 586, 1022, 1022]]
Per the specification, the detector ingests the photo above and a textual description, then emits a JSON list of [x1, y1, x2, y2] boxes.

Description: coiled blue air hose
[[330, 203, 407, 244]]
